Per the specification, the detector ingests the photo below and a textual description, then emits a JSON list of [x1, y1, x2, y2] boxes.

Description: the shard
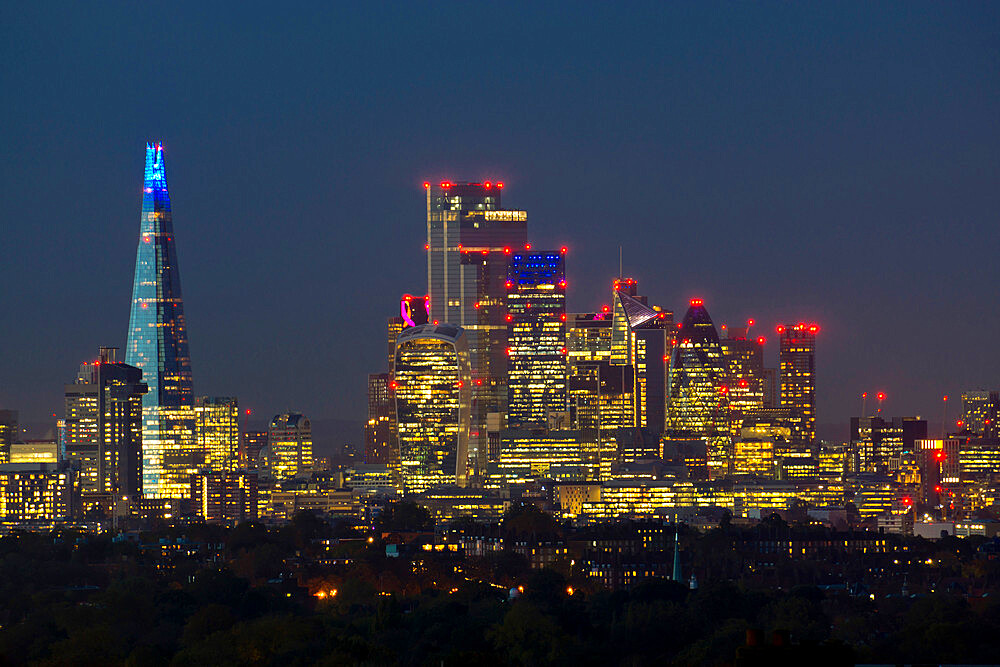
[[125, 143, 200, 498]]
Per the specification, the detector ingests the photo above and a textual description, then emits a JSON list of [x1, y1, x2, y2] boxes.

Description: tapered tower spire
[[126, 143, 199, 498]]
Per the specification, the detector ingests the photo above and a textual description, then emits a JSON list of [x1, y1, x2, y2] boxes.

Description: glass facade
[[195, 396, 240, 472], [394, 323, 471, 493], [667, 300, 729, 477], [778, 324, 818, 446], [63, 347, 147, 500], [426, 182, 527, 470], [720, 329, 766, 437], [125, 144, 199, 498], [506, 251, 567, 428], [268, 413, 314, 481]]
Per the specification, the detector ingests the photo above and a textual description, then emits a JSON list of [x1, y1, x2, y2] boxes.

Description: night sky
[[2, 3, 999, 442]]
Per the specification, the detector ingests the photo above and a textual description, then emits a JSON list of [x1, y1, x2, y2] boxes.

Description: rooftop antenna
[[618, 246, 622, 278]]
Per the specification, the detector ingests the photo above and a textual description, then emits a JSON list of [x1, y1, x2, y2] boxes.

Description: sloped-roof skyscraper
[[125, 143, 201, 498], [668, 299, 728, 477]]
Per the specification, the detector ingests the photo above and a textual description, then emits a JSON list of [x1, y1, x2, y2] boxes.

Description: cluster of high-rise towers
[[366, 181, 820, 493]]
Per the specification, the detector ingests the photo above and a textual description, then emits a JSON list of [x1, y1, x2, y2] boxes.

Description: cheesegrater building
[[125, 143, 200, 498]]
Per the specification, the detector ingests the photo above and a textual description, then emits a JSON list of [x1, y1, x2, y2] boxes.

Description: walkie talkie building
[[125, 143, 200, 498]]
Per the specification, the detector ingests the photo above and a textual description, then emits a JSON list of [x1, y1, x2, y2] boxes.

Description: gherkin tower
[[125, 143, 200, 498], [668, 299, 729, 477]]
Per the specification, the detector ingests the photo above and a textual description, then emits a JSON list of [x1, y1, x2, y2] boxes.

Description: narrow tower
[[125, 143, 200, 498]]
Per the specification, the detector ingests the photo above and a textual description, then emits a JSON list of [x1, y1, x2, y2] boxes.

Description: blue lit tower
[[506, 249, 568, 428], [125, 143, 200, 498]]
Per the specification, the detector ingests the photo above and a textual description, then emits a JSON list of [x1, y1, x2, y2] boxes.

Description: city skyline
[[2, 4, 999, 442]]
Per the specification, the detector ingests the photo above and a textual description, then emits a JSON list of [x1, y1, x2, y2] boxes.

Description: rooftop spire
[[144, 142, 166, 190]]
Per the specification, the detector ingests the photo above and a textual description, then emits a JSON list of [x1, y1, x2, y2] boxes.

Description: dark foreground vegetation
[[1, 512, 1000, 665]]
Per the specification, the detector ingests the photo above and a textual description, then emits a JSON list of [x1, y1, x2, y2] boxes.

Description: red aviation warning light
[[560, 246, 568, 254], [756, 336, 766, 345], [497, 182, 504, 189], [933, 450, 947, 462], [776, 325, 786, 334], [901, 496, 913, 507], [503, 246, 511, 255], [747, 318, 755, 327], [423, 182, 430, 189], [934, 485, 944, 494], [877, 392, 886, 401], [690, 298, 703, 307]]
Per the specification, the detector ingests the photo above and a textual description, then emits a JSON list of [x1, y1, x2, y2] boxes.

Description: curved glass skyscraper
[[668, 299, 728, 477], [394, 323, 471, 493], [125, 143, 199, 498]]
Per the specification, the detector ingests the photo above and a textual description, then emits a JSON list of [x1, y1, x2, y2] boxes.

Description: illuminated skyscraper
[[506, 250, 567, 428], [667, 299, 728, 477], [608, 280, 672, 432], [195, 397, 239, 472], [125, 143, 199, 498], [720, 325, 767, 437], [962, 391, 994, 436], [777, 323, 818, 446], [268, 413, 314, 480], [565, 310, 632, 480], [425, 181, 527, 467], [63, 347, 147, 501], [394, 323, 471, 492], [365, 373, 395, 465]]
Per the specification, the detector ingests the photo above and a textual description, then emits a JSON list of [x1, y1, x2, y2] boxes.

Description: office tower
[[720, 326, 767, 436], [0, 410, 17, 465], [608, 280, 673, 432], [125, 143, 199, 498], [962, 391, 992, 436], [195, 397, 239, 472], [565, 311, 632, 479], [365, 373, 395, 464], [667, 299, 728, 477], [63, 347, 148, 502], [506, 250, 568, 428], [377, 294, 428, 467], [777, 323, 818, 446], [0, 463, 78, 522], [851, 416, 927, 473], [241, 430, 268, 469], [268, 413, 314, 480], [916, 438, 961, 505], [394, 323, 471, 492], [191, 470, 258, 523], [425, 181, 527, 467]]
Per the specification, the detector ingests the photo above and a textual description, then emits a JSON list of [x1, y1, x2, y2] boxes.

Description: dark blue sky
[[2, 3, 998, 440]]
